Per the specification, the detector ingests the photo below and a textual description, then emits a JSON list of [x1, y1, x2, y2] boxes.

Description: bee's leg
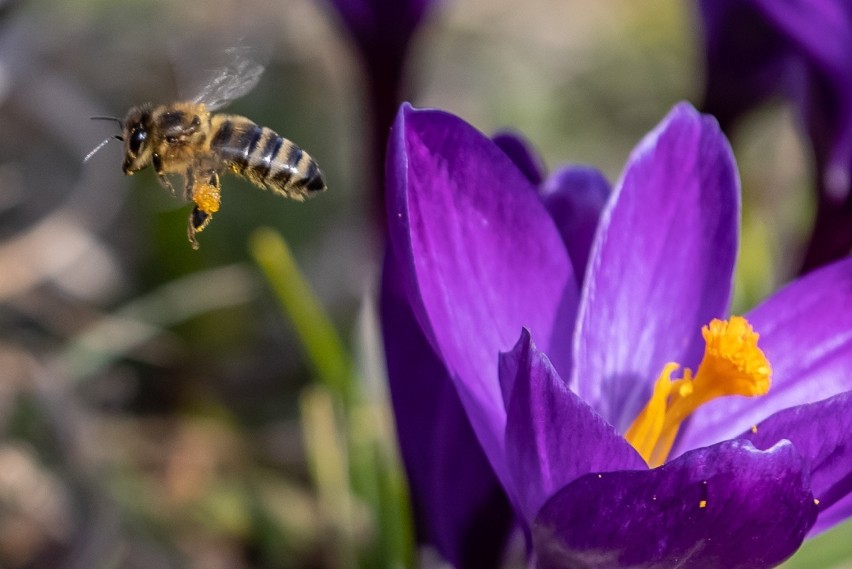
[[187, 206, 211, 250], [153, 154, 177, 196], [157, 173, 177, 196], [184, 167, 195, 201], [186, 169, 221, 249]]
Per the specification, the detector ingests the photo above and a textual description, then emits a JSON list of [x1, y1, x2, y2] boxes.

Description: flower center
[[625, 316, 771, 468]]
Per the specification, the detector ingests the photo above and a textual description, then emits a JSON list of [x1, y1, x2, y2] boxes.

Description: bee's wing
[[191, 46, 266, 111]]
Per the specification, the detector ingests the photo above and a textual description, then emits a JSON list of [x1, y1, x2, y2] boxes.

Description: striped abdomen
[[209, 115, 326, 200]]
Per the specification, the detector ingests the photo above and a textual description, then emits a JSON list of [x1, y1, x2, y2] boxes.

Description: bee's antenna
[[90, 115, 124, 127], [83, 135, 123, 163]]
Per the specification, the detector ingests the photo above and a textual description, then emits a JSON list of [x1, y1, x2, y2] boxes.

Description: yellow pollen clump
[[194, 181, 221, 214], [625, 316, 771, 467], [699, 500, 707, 509]]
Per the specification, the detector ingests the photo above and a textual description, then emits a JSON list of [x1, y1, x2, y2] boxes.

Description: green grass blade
[[249, 227, 355, 406]]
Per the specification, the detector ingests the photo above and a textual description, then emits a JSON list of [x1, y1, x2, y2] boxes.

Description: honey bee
[[87, 47, 327, 249]]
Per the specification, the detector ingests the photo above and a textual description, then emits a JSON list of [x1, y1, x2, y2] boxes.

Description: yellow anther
[[625, 316, 771, 467]]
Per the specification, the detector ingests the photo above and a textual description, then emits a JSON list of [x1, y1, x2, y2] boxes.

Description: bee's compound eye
[[129, 127, 147, 155]]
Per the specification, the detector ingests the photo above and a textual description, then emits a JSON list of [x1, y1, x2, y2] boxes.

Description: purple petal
[[812, 492, 852, 539], [386, 104, 578, 483], [572, 102, 739, 432], [541, 165, 612, 283], [699, 0, 852, 269], [491, 130, 546, 186], [738, 390, 852, 536], [679, 258, 852, 452], [326, 0, 434, 55], [326, 0, 440, 233], [500, 328, 645, 523], [380, 252, 514, 567], [699, 0, 803, 128], [699, 0, 852, 200], [533, 439, 818, 569]]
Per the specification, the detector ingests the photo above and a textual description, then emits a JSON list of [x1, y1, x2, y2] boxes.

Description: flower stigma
[[625, 316, 771, 467]]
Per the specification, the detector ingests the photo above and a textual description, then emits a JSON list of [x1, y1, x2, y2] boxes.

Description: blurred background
[[0, 0, 847, 567]]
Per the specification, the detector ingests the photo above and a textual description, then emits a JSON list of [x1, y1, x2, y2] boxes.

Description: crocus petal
[[326, 0, 440, 232], [540, 165, 611, 283], [533, 439, 817, 569], [386, 103, 578, 483], [737, 390, 852, 536], [812, 493, 852, 540], [573, 102, 739, 432], [700, 0, 852, 201], [491, 130, 546, 186], [699, 0, 793, 129], [699, 0, 852, 269], [679, 258, 852, 452], [380, 252, 514, 568], [326, 0, 434, 57], [500, 328, 645, 523]]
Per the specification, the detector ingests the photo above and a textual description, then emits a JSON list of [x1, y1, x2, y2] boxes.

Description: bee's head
[[121, 105, 154, 174]]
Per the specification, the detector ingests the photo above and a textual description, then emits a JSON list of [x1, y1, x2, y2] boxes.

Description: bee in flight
[[86, 47, 327, 249]]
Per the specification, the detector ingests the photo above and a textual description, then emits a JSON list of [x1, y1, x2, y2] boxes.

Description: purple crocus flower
[[698, 0, 852, 272], [323, 0, 437, 230], [381, 101, 852, 568]]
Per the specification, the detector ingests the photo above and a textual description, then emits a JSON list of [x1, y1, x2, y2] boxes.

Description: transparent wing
[[191, 45, 266, 111]]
